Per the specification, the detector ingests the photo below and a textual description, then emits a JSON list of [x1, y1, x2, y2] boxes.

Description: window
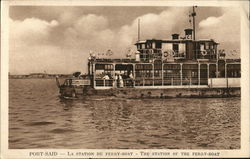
[[152, 42, 156, 48], [141, 44, 145, 49], [173, 44, 179, 53], [210, 44, 214, 49], [104, 64, 113, 70], [200, 44, 205, 51], [137, 44, 141, 49], [146, 43, 152, 49], [205, 42, 209, 49], [156, 42, 162, 48]]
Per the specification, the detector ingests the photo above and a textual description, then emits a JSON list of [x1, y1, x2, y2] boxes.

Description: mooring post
[[152, 63, 154, 86], [113, 63, 116, 87], [180, 63, 183, 86], [225, 63, 227, 78], [93, 63, 96, 88], [198, 63, 200, 85], [162, 63, 164, 86], [133, 64, 135, 87]]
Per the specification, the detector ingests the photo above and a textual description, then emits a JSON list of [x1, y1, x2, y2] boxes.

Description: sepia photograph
[[1, 0, 249, 158]]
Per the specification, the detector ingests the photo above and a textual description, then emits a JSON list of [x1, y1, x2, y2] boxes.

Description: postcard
[[1, 0, 249, 158]]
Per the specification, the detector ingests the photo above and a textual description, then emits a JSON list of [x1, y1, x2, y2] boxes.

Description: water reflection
[[60, 98, 74, 111]]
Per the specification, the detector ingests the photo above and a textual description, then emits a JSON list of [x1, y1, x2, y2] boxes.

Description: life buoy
[[171, 50, 176, 56], [164, 51, 168, 57], [201, 50, 207, 56], [164, 50, 175, 57]]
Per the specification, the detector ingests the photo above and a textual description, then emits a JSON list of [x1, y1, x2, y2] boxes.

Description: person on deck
[[103, 74, 110, 80], [128, 72, 134, 87], [114, 73, 118, 88], [118, 74, 124, 88], [129, 72, 134, 79]]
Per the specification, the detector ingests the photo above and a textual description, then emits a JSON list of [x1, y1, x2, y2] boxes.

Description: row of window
[[95, 64, 240, 71], [137, 42, 162, 49], [134, 70, 241, 78], [137, 42, 217, 50], [135, 70, 199, 78], [200, 42, 217, 50], [96, 69, 240, 79]]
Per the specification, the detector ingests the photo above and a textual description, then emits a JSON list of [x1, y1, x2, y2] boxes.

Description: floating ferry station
[[56, 7, 241, 98]]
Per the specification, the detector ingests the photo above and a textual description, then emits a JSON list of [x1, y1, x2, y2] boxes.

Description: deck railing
[[95, 79, 114, 87], [94, 78, 209, 88]]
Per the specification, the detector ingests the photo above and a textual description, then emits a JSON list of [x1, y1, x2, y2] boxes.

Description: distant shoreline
[[9, 74, 72, 79]]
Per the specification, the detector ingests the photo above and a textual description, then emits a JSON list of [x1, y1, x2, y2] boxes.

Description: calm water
[[9, 79, 240, 149]]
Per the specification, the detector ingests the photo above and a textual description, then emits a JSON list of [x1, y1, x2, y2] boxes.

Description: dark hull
[[59, 86, 240, 99]]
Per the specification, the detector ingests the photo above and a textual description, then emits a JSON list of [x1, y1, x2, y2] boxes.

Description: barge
[[56, 7, 241, 99]]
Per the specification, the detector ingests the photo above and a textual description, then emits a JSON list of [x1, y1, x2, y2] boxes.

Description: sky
[[9, 6, 241, 75]]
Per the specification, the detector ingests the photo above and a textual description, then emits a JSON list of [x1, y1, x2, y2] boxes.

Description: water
[[9, 79, 240, 149]]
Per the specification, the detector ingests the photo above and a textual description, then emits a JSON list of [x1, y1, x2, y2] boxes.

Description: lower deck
[[90, 60, 241, 90], [94, 78, 240, 90]]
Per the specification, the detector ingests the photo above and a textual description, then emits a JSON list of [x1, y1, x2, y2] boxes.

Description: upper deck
[[134, 29, 220, 62], [88, 27, 238, 65], [89, 57, 240, 64]]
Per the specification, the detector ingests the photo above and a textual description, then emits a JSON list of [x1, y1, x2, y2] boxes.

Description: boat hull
[[59, 86, 240, 99]]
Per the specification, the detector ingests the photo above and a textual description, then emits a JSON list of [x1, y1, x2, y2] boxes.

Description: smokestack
[[172, 34, 179, 40]]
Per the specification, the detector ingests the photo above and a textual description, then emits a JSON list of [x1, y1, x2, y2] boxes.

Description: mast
[[138, 18, 140, 41], [191, 6, 197, 40]]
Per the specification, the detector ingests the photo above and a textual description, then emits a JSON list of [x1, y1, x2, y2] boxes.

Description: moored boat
[[56, 7, 241, 99]]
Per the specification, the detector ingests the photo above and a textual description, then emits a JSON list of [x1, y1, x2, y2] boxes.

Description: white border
[[1, 0, 249, 158]]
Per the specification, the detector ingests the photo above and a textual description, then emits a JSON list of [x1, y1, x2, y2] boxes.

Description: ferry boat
[[56, 7, 241, 99]]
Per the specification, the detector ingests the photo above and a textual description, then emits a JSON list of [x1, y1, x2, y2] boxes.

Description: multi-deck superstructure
[[56, 7, 241, 98]]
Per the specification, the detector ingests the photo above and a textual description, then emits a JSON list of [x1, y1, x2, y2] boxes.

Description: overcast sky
[[9, 6, 240, 74]]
